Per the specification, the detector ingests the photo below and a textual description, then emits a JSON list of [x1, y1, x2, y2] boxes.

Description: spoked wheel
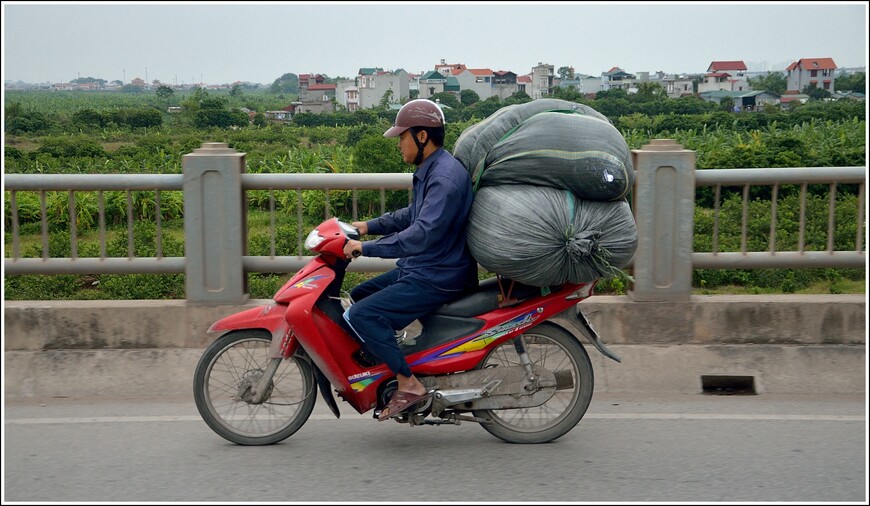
[[193, 330, 317, 445], [472, 323, 594, 444]]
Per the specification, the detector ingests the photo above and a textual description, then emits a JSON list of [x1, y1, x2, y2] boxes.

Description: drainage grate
[[701, 375, 757, 395]]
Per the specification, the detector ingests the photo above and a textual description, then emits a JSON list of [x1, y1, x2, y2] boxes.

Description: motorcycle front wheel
[[193, 330, 317, 445], [473, 322, 594, 444]]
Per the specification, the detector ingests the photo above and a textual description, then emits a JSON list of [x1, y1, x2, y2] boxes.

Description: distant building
[[530, 62, 554, 99], [601, 67, 635, 91], [492, 70, 519, 99], [355, 68, 409, 108], [698, 60, 750, 93], [785, 57, 837, 93], [699, 90, 780, 111]]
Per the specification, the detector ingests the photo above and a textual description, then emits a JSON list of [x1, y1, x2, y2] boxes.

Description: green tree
[[504, 90, 531, 104], [229, 84, 243, 97], [748, 71, 787, 94], [193, 109, 248, 128], [270, 73, 299, 94], [634, 82, 666, 101], [835, 71, 865, 93], [459, 89, 480, 106], [378, 89, 394, 109], [181, 86, 209, 113], [352, 135, 408, 173], [557, 66, 575, 80], [71, 77, 107, 86], [803, 84, 832, 101], [156, 85, 174, 101], [429, 92, 460, 109]]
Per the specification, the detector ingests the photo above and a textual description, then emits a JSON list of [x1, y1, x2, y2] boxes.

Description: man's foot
[[377, 390, 432, 421]]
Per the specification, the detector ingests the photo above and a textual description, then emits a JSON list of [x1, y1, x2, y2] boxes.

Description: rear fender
[[207, 303, 297, 358], [552, 307, 622, 363]]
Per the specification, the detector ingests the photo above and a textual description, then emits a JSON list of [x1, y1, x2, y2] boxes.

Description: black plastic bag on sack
[[466, 184, 637, 287]]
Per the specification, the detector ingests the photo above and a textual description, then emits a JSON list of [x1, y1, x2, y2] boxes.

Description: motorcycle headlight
[[304, 229, 325, 250]]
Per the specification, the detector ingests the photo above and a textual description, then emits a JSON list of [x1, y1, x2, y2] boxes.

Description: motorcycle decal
[[292, 274, 330, 290], [410, 309, 544, 365], [349, 373, 384, 392]]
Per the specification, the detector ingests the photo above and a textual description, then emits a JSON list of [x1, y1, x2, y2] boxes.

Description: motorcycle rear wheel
[[193, 330, 317, 445], [473, 322, 594, 444]]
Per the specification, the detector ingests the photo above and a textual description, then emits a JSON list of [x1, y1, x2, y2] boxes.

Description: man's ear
[[416, 130, 428, 143]]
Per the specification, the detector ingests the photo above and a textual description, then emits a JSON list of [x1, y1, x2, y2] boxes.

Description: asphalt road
[[3, 392, 867, 503]]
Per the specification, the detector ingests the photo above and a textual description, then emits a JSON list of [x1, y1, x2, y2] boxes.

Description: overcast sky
[[2, 1, 867, 86]]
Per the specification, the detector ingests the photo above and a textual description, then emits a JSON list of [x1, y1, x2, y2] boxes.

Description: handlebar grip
[[352, 250, 361, 258]]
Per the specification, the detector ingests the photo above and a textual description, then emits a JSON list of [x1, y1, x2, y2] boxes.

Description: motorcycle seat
[[432, 277, 559, 318]]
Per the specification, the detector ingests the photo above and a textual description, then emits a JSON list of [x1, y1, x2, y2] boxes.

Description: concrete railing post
[[629, 139, 696, 301], [182, 143, 249, 305]]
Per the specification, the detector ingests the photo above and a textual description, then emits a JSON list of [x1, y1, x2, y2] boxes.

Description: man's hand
[[344, 240, 362, 259], [352, 221, 368, 236]]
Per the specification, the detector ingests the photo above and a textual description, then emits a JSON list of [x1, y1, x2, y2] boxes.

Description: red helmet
[[383, 99, 445, 138]]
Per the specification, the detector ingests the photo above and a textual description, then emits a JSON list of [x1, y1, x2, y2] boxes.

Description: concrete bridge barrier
[[4, 294, 865, 400]]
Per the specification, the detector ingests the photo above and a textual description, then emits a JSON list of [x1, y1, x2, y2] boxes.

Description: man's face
[[398, 129, 424, 165]]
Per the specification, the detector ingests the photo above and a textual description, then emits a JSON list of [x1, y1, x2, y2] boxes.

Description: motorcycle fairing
[[273, 258, 332, 303]]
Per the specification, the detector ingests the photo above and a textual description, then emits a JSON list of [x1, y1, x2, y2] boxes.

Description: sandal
[[377, 390, 432, 422]]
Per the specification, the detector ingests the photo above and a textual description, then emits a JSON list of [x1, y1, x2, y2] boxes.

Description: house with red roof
[[298, 74, 326, 90], [698, 60, 750, 93], [785, 58, 837, 93]]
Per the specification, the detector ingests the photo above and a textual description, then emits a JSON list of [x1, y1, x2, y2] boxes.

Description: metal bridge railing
[[4, 140, 866, 304]]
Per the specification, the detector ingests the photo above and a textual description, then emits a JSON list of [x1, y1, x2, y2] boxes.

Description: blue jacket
[[362, 148, 476, 291]]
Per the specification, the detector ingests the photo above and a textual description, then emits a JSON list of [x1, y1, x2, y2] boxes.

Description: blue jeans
[[344, 269, 464, 377]]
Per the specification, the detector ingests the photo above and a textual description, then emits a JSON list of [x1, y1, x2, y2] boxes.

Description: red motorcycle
[[193, 217, 621, 445]]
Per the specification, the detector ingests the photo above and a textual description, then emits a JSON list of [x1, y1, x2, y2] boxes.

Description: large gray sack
[[477, 111, 633, 201], [454, 98, 607, 180], [467, 184, 637, 287], [453, 99, 633, 201]]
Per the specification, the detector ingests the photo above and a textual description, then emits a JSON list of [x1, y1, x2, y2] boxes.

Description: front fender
[[207, 303, 296, 358]]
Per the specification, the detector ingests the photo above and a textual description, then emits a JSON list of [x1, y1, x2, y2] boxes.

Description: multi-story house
[[417, 70, 460, 99], [298, 74, 326, 91], [661, 74, 696, 98], [555, 73, 602, 95], [450, 68, 496, 100], [335, 80, 360, 112], [516, 74, 531, 95], [295, 83, 336, 114], [601, 67, 635, 91], [435, 60, 466, 77], [785, 57, 837, 93], [698, 61, 750, 93], [530, 62, 554, 99], [492, 70, 519, 99], [355, 68, 409, 109]]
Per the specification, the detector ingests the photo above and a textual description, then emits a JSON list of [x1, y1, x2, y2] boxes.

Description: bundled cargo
[[466, 184, 637, 287], [454, 99, 633, 202]]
